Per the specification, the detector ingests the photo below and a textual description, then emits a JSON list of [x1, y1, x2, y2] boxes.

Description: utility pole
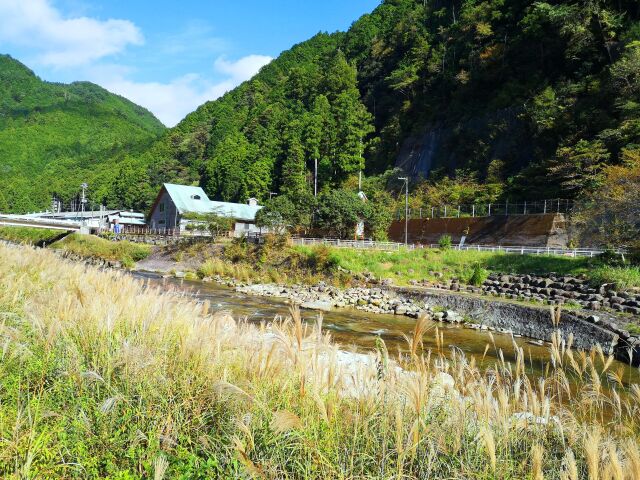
[[358, 136, 363, 192], [398, 177, 409, 246], [80, 183, 88, 223], [314, 158, 318, 197]]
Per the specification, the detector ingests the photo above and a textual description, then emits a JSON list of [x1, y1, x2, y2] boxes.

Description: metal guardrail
[[115, 227, 236, 238]]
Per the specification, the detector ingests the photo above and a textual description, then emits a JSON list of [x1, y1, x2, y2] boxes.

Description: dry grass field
[[1, 243, 639, 478]]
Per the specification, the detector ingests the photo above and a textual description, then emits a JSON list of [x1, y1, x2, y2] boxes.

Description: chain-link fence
[[396, 199, 574, 220]]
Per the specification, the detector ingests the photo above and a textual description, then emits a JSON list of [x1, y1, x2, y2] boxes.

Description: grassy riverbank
[[322, 246, 640, 289], [0, 227, 151, 268], [0, 226, 65, 245], [2, 243, 640, 478], [51, 233, 151, 268], [4, 225, 636, 289], [180, 236, 640, 289]]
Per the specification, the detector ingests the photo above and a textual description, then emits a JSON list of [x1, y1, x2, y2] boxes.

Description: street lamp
[[398, 177, 409, 246]]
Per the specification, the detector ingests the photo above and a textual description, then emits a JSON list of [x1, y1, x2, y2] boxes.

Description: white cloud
[[0, 0, 143, 67], [214, 54, 273, 82], [103, 75, 233, 128], [100, 55, 273, 127]]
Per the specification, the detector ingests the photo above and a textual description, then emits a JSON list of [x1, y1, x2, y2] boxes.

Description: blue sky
[[0, 0, 380, 126]]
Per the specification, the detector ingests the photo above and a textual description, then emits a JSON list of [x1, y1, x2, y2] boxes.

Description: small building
[[148, 183, 263, 236], [107, 211, 146, 230], [16, 208, 145, 232]]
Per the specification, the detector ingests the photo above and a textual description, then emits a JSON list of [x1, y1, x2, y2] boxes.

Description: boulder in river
[[301, 300, 334, 312]]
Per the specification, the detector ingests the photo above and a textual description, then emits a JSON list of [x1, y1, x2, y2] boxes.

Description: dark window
[[159, 203, 165, 213], [191, 195, 201, 200]]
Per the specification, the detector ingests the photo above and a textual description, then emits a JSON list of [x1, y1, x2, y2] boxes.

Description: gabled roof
[[163, 183, 212, 214], [209, 201, 262, 222], [157, 183, 263, 221]]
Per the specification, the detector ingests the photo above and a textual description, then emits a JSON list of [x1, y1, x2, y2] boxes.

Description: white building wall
[[233, 222, 262, 237]]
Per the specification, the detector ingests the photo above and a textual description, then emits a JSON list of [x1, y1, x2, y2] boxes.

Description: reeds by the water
[[1, 244, 639, 479]]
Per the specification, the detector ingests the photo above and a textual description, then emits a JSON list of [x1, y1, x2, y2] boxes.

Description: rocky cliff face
[[395, 109, 533, 180]]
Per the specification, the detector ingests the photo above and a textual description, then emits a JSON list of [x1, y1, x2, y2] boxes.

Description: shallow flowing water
[[134, 271, 640, 385]]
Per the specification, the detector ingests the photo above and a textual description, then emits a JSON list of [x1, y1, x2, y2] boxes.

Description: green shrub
[[99, 230, 115, 241], [121, 255, 135, 269], [51, 234, 151, 264], [438, 234, 452, 250], [224, 237, 249, 263], [595, 248, 627, 267], [468, 263, 489, 286], [308, 245, 339, 273]]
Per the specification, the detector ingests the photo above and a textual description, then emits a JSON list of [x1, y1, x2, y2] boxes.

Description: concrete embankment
[[388, 213, 568, 246]]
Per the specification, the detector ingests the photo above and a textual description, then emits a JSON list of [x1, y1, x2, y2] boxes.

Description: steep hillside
[[142, 0, 640, 204], [0, 55, 165, 213]]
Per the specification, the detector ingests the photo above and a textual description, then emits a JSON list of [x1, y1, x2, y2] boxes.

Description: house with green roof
[[148, 184, 263, 236]]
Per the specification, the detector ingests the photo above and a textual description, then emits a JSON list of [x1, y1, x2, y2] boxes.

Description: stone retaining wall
[[481, 273, 640, 315], [416, 273, 640, 318], [402, 289, 621, 354]]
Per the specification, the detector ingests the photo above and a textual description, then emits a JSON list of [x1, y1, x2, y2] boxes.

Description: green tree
[[611, 41, 640, 96], [183, 210, 233, 239], [108, 158, 154, 210], [572, 148, 640, 247], [332, 90, 374, 179], [364, 190, 394, 241], [255, 196, 293, 234], [315, 189, 367, 239], [280, 121, 309, 197], [202, 132, 251, 201], [548, 140, 610, 197], [256, 193, 316, 234]]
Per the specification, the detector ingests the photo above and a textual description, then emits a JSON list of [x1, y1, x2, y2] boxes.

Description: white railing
[[291, 237, 412, 251], [291, 237, 613, 257], [425, 243, 613, 258]]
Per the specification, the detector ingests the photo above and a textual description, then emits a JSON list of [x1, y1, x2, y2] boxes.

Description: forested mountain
[[139, 0, 640, 207], [0, 55, 165, 213], [3, 0, 640, 214]]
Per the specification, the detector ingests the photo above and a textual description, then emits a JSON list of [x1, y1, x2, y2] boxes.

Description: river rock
[[301, 301, 334, 312]]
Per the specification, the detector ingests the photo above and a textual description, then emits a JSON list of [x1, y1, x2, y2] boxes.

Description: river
[[134, 271, 640, 385]]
